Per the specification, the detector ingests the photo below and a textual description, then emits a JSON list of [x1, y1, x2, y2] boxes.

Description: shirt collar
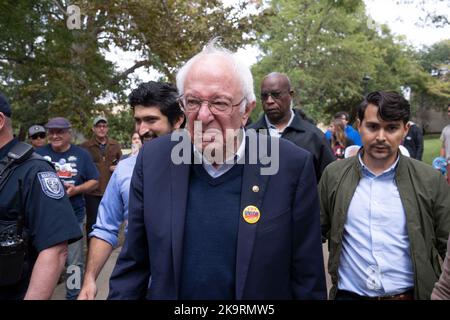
[[94, 136, 108, 146], [358, 150, 400, 178], [0, 138, 18, 160], [265, 109, 295, 135]]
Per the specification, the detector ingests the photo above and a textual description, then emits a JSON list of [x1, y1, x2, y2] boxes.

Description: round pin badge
[[242, 205, 261, 224]]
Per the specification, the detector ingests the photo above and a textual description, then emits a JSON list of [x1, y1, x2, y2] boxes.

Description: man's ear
[[356, 119, 362, 132], [403, 121, 411, 138], [242, 100, 256, 127], [173, 114, 186, 130], [289, 89, 294, 99]]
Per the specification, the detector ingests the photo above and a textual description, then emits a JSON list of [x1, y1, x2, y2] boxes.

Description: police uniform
[[0, 138, 82, 300]]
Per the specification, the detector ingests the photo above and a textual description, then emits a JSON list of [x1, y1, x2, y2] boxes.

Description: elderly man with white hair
[[108, 40, 326, 300]]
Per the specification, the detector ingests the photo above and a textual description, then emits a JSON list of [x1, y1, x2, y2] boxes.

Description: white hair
[[176, 39, 256, 113]]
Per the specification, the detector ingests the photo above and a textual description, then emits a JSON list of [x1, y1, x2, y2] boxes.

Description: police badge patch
[[37, 172, 65, 199]]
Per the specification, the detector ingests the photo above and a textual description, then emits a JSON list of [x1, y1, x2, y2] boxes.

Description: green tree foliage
[[411, 40, 450, 112], [122, 0, 257, 82], [422, 40, 450, 102], [251, 0, 431, 123], [103, 108, 135, 146], [0, 0, 256, 139], [0, 0, 123, 138], [419, 40, 450, 76]]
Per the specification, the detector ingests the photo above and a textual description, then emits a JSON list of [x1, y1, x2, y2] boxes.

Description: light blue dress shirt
[[338, 154, 414, 296], [89, 154, 136, 247]]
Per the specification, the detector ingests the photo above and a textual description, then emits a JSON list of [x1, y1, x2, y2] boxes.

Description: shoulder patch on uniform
[[37, 172, 65, 199]]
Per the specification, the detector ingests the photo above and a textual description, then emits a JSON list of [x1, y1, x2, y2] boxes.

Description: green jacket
[[319, 154, 450, 300]]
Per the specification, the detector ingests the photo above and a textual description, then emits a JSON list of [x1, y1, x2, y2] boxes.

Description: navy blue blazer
[[108, 131, 326, 299]]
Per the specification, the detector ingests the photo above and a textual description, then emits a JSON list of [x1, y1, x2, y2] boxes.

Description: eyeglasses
[[260, 91, 288, 101], [31, 133, 46, 140], [178, 95, 246, 115]]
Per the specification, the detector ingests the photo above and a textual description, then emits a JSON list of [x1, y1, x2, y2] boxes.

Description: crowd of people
[[1, 41, 449, 301]]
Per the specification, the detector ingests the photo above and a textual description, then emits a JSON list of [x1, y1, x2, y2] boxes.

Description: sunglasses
[[260, 91, 288, 101], [31, 133, 46, 140]]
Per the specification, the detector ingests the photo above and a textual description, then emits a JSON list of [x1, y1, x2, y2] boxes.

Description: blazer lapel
[[235, 141, 270, 299], [170, 159, 190, 298]]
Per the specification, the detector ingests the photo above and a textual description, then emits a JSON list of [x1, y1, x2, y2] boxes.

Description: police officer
[[0, 92, 82, 300]]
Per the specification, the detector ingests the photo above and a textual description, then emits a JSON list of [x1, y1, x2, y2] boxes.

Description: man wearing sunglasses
[[249, 72, 335, 181], [28, 125, 47, 149]]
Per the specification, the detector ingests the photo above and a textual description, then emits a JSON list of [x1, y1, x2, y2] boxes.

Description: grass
[[423, 135, 441, 165]]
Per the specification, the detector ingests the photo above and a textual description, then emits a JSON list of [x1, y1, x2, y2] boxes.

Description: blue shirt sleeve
[[324, 130, 332, 141], [89, 167, 123, 247], [345, 126, 362, 146]]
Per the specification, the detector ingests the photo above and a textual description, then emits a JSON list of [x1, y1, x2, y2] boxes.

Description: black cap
[[0, 92, 12, 118]]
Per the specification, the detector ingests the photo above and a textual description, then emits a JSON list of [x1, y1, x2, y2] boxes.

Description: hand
[[77, 279, 98, 300], [64, 183, 78, 197]]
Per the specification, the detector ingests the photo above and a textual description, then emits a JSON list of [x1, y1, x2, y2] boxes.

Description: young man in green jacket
[[319, 91, 450, 300]]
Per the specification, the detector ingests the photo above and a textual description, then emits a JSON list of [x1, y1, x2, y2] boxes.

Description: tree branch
[[110, 60, 150, 86]]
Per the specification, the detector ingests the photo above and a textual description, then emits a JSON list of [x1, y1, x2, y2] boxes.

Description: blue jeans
[[66, 222, 85, 300]]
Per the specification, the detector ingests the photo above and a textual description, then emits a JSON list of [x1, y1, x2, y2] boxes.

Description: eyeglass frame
[[178, 95, 247, 115], [30, 132, 46, 140], [260, 90, 291, 101]]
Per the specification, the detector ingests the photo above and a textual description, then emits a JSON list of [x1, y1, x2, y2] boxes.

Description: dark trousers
[[84, 194, 102, 243]]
